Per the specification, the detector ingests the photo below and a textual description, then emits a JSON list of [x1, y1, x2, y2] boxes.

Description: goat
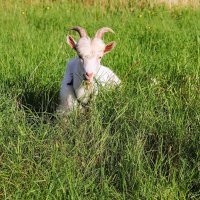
[[58, 26, 121, 113]]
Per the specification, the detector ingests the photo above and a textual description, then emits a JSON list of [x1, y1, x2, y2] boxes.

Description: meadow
[[0, 0, 199, 199]]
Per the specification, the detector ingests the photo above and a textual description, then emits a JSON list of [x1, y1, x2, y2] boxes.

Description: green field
[[0, 1, 199, 199]]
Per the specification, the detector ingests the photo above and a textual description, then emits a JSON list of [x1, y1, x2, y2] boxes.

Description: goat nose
[[86, 72, 94, 79]]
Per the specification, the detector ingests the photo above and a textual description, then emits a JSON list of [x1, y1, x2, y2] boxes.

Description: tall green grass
[[0, 1, 199, 199]]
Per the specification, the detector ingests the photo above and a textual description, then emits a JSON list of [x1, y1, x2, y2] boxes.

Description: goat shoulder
[[96, 65, 121, 87]]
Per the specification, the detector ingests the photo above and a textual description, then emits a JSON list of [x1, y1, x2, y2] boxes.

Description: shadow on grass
[[2, 75, 60, 116], [19, 89, 60, 115]]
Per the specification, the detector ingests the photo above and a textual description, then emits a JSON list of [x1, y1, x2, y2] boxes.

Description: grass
[[0, 1, 200, 199]]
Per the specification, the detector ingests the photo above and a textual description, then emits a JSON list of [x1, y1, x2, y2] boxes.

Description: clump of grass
[[0, 1, 199, 199]]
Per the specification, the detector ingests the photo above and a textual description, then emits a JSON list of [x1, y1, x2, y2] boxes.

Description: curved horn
[[70, 26, 88, 38], [95, 27, 115, 39]]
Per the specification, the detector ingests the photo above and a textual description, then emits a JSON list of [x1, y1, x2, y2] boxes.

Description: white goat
[[58, 26, 121, 113]]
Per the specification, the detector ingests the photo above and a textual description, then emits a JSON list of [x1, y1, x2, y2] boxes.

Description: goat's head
[[66, 26, 116, 83]]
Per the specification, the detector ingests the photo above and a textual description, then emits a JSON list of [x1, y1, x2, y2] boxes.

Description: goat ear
[[104, 41, 116, 54], [66, 35, 76, 49]]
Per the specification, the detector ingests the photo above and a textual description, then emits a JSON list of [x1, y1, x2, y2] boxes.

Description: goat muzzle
[[84, 72, 94, 82]]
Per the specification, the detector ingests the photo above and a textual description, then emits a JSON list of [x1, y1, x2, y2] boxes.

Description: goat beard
[[75, 81, 98, 105], [85, 80, 93, 89]]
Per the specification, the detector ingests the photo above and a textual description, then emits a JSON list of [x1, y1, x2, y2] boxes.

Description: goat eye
[[98, 56, 102, 59], [78, 55, 84, 62]]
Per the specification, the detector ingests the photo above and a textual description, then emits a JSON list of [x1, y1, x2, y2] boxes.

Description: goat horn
[[69, 26, 88, 38], [95, 27, 115, 39]]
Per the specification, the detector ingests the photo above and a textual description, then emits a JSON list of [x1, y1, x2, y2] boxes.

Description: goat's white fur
[[58, 27, 121, 113]]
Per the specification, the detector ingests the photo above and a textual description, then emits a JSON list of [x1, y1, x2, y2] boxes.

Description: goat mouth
[[84, 75, 94, 82]]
